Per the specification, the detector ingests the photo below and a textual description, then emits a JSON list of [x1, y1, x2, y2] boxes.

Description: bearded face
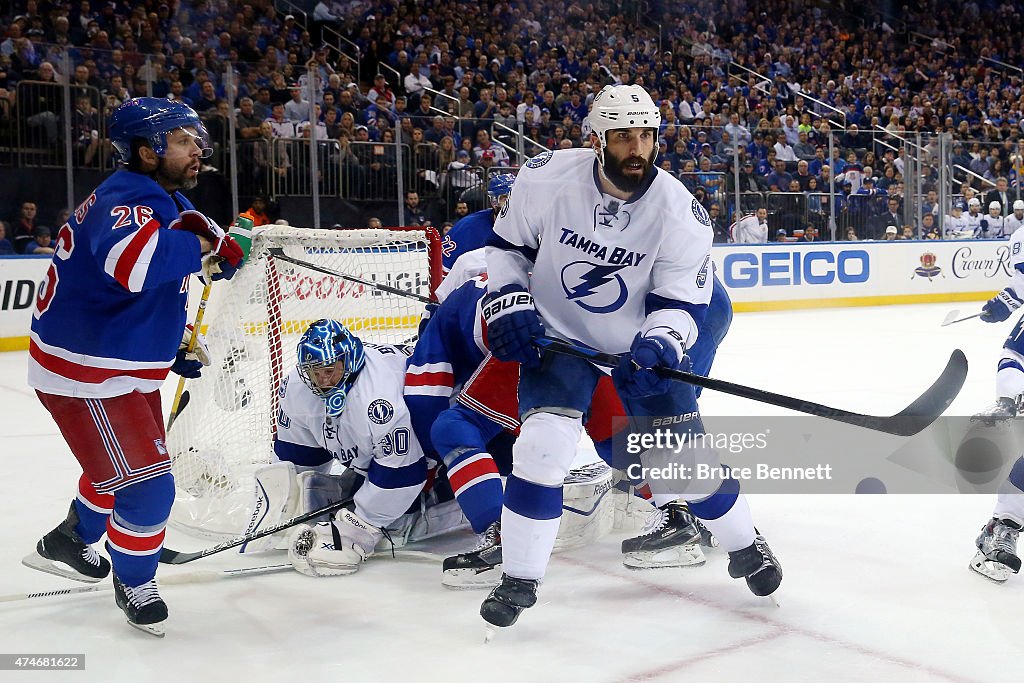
[[600, 128, 657, 192]]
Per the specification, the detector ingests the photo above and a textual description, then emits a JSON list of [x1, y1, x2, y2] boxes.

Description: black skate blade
[[21, 552, 104, 584], [126, 619, 166, 638]]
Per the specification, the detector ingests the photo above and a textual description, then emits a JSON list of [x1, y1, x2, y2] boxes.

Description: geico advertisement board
[[0, 256, 48, 346], [712, 240, 1008, 309]]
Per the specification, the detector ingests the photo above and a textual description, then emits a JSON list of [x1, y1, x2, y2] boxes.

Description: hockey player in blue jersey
[[22, 98, 244, 636], [478, 84, 781, 629], [440, 174, 517, 274]]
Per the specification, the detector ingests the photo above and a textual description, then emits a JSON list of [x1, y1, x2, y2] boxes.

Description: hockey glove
[[981, 288, 1023, 323], [613, 331, 690, 399], [171, 210, 244, 280], [482, 285, 545, 368], [171, 324, 211, 379]]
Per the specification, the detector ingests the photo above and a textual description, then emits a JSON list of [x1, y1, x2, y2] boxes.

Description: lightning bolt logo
[[560, 262, 629, 313]]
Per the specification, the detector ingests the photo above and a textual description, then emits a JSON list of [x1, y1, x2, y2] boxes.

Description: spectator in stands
[[774, 228, 788, 242], [284, 84, 310, 123], [71, 93, 100, 166], [244, 196, 271, 227], [473, 129, 508, 166], [900, 225, 916, 241], [237, 97, 263, 140], [23, 61, 62, 146], [404, 190, 431, 227], [882, 225, 898, 241], [23, 225, 53, 254], [845, 227, 859, 241], [773, 132, 798, 163], [11, 200, 38, 254], [985, 177, 1012, 216], [0, 220, 13, 255], [793, 131, 816, 161], [766, 159, 792, 192], [253, 121, 290, 195], [707, 202, 729, 243], [266, 102, 296, 138]]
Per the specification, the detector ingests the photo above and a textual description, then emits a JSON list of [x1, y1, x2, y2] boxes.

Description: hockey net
[[166, 225, 441, 539]]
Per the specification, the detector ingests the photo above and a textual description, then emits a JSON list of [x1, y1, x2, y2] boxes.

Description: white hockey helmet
[[989, 200, 1002, 213], [586, 84, 661, 165], [1014, 199, 1024, 211]]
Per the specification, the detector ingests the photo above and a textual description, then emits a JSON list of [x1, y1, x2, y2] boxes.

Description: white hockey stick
[[0, 564, 291, 604], [941, 309, 982, 327]]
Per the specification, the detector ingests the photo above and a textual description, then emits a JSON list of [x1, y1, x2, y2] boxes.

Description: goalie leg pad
[[239, 461, 299, 554], [555, 462, 614, 552]]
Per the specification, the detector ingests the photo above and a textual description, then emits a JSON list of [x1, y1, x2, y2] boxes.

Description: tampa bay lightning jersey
[[487, 148, 712, 354], [27, 170, 203, 398], [1004, 226, 1024, 299], [274, 344, 427, 528], [441, 209, 493, 273]]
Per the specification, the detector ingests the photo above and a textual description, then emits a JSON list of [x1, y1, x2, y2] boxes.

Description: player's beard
[[602, 146, 657, 193], [156, 156, 199, 191]]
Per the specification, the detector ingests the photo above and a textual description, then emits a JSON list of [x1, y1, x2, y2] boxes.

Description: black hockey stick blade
[[267, 247, 433, 304], [165, 390, 190, 432], [535, 337, 967, 437], [159, 496, 352, 565]]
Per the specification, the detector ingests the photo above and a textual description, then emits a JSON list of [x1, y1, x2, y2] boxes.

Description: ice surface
[[0, 303, 1018, 682]]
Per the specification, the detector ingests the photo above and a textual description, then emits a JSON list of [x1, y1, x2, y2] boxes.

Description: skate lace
[[992, 522, 1020, 555], [80, 546, 101, 568], [638, 507, 669, 536], [472, 523, 500, 551], [126, 579, 161, 608]]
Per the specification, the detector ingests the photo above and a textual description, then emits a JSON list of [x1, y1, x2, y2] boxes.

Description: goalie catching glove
[[288, 508, 384, 577], [482, 285, 545, 368], [170, 210, 244, 281], [613, 329, 690, 398], [170, 323, 211, 379]]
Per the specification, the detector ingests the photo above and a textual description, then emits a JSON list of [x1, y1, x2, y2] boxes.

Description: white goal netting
[[167, 225, 440, 539]]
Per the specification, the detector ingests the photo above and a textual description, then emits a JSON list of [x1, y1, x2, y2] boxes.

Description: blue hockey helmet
[[487, 173, 516, 208], [296, 319, 366, 417], [108, 97, 213, 165]]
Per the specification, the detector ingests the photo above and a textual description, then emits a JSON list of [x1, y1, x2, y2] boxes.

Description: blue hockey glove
[[171, 348, 203, 378], [613, 332, 690, 399], [981, 289, 1022, 323], [482, 285, 545, 368]]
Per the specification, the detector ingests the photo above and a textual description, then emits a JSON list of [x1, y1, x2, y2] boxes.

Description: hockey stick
[[166, 281, 211, 432], [159, 496, 355, 565], [535, 337, 967, 437], [267, 248, 433, 304], [941, 309, 982, 327], [0, 564, 291, 604]]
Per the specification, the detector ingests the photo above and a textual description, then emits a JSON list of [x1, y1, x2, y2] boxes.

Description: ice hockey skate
[[970, 516, 1022, 582], [728, 534, 783, 597], [113, 575, 168, 637], [971, 396, 1022, 426], [621, 501, 705, 569], [442, 521, 502, 589], [22, 503, 110, 583], [480, 573, 539, 637]]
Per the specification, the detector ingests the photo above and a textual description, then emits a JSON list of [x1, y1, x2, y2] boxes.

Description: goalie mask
[[108, 97, 213, 165], [296, 319, 366, 418], [585, 84, 661, 167]]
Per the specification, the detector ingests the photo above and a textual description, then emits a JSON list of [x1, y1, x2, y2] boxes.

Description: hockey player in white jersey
[[978, 201, 1008, 239], [943, 201, 971, 239], [275, 320, 428, 577], [968, 224, 1024, 581], [730, 207, 769, 243], [962, 197, 984, 237], [479, 83, 781, 630], [1005, 200, 1024, 235]]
